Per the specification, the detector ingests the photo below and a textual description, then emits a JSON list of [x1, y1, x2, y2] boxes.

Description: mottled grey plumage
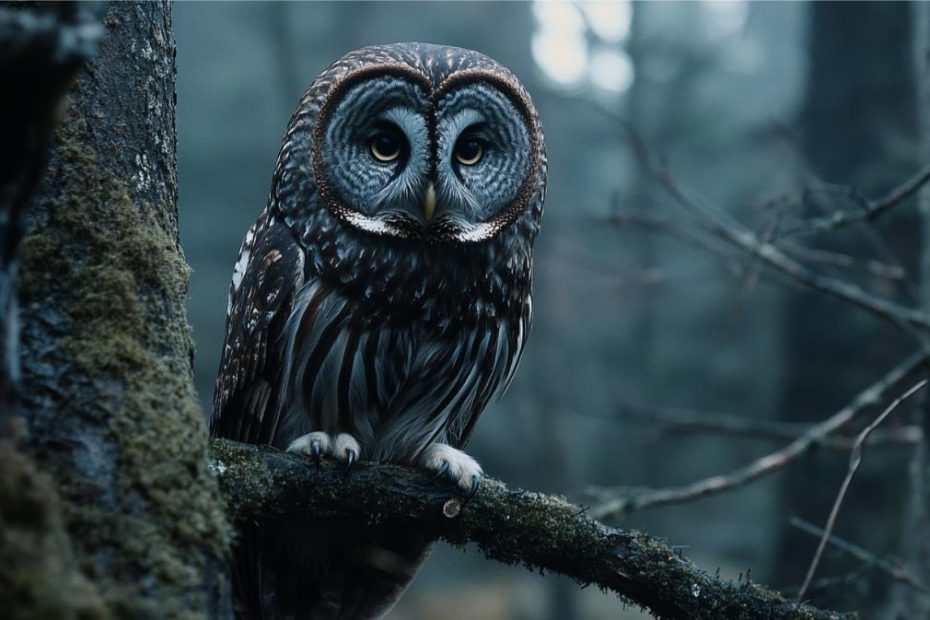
[[211, 42, 546, 619]]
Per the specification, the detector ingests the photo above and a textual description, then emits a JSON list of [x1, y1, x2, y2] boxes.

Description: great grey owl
[[211, 42, 546, 619]]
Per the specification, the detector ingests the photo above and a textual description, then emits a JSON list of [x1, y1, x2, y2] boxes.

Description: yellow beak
[[423, 183, 437, 220]]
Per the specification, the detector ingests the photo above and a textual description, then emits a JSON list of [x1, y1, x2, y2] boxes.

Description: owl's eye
[[454, 137, 485, 166], [370, 131, 404, 163]]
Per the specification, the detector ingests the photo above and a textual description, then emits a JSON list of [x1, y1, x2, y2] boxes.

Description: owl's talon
[[287, 431, 333, 463], [426, 460, 451, 485], [310, 440, 322, 467], [343, 448, 357, 474], [333, 433, 361, 473], [419, 444, 483, 495]]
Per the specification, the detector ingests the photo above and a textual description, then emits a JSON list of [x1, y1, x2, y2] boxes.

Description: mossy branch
[[211, 438, 854, 620]]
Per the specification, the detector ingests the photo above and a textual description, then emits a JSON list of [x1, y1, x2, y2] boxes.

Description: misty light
[[532, 1, 588, 85], [532, 0, 634, 95], [700, 0, 748, 38], [578, 1, 632, 44], [589, 49, 634, 93]]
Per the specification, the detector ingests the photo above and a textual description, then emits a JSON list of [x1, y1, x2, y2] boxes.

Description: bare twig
[[790, 517, 930, 596], [655, 170, 930, 333], [615, 400, 922, 450], [614, 209, 907, 282], [780, 163, 930, 239], [609, 210, 746, 276], [779, 242, 907, 281], [588, 351, 928, 520], [796, 379, 928, 604], [612, 120, 930, 333], [211, 438, 854, 620], [736, 217, 780, 301]]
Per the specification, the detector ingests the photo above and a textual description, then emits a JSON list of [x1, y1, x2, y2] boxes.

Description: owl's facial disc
[[317, 73, 535, 243], [318, 76, 431, 232], [433, 83, 531, 231]]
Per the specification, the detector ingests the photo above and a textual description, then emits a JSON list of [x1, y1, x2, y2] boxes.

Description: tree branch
[[615, 120, 930, 334], [614, 400, 922, 450], [210, 438, 854, 620], [790, 518, 930, 597], [655, 170, 930, 333], [797, 379, 929, 602], [779, 163, 930, 239], [588, 350, 928, 520]]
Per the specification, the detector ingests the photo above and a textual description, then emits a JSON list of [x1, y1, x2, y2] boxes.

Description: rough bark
[[0, 2, 102, 422], [16, 2, 231, 617], [212, 438, 853, 620], [0, 4, 110, 619]]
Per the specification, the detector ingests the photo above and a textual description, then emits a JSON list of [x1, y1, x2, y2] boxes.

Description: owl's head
[[274, 43, 546, 245]]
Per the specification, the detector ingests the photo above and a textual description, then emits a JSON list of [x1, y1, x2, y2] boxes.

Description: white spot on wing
[[231, 249, 250, 291]]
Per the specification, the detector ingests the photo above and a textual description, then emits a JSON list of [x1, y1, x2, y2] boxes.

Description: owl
[[211, 43, 546, 619]]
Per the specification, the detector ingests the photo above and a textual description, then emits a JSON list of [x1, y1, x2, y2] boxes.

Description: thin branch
[[790, 518, 930, 597], [210, 438, 853, 620], [614, 209, 907, 282], [615, 400, 922, 450], [779, 241, 907, 281], [613, 120, 930, 334], [609, 210, 745, 273], [780, 163, 930, 239], [796, 379, 929, 604], [588, 351, 928, 520], [655, 169, 930, 333]]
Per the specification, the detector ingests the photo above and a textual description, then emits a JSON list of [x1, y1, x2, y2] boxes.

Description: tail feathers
[[232, 521, 433, 620]]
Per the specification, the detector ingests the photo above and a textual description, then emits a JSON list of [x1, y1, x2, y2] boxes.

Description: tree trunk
[[0, 3, 102, 424], [17, 2, 231, 617], [0, 4, 111, 619]]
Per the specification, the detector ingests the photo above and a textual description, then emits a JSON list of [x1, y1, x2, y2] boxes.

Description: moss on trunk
[[18, 3, 231, 617]]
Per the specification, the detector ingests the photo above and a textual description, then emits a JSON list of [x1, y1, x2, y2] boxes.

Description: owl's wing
[[211, 211, 304, 446]]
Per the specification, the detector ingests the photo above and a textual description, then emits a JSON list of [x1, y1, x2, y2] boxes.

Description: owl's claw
[[287, 431, 332, 464], [310, 440, 323, 467], [419, 444, 483, 495], [287, 431, 361, 473], [426, 460, 451, 485], [343, 448, 357, 474], [333, 433, 361, 474]]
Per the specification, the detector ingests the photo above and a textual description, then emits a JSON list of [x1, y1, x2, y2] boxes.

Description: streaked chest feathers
[[277, 278, 529, 462]]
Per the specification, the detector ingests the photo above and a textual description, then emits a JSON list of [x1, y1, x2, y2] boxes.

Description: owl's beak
[[422, 183, 437, 220]]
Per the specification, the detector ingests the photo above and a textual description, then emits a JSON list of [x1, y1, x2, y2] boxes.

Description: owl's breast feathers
[[211, 208, 532, 460]]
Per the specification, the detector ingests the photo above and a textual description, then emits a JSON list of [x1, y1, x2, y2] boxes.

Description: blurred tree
[[776, 1, 920, 610], [886, 5, 930, 618]]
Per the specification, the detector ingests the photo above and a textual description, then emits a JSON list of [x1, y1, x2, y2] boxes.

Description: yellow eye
[[454, 138, 484, 166], [370, 132, 402, 162]]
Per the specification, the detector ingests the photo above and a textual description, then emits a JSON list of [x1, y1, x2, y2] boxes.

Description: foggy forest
[[2, 2, 930, 619]]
